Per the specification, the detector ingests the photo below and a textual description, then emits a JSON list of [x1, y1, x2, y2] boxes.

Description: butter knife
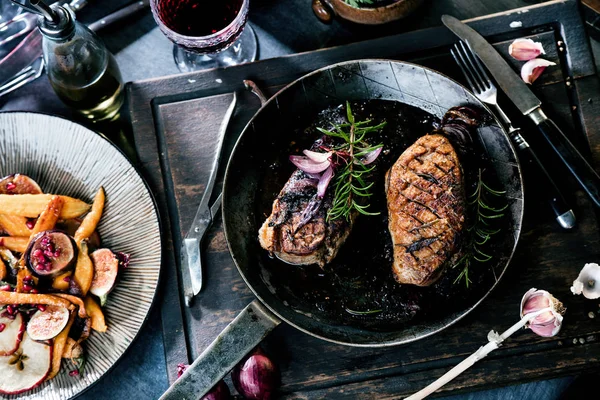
[[442, 15, 600, 208]]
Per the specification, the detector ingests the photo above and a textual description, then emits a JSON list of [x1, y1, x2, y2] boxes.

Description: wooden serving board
[[126, 0, 600, 397]]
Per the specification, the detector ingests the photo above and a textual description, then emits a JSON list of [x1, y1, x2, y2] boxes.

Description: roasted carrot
[[47, 312, 75, 380], [73, 241, 93, 296], [0, 236, 28, 253], [84, 295, 107, 332], [0, 214, 30, 237], [74, 187, 105, 243], [52, 293, 87, 318], [30, 195, 63, 236], [0, 291, 72, 308], [0, 194, 90, 219], [52, 271, 72, 291]]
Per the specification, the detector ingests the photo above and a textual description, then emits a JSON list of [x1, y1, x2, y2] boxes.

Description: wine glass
[[150, 0, 258, 72]]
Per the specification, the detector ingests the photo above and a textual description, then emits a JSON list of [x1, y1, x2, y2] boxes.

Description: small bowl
[[312, 0, 425, 25]]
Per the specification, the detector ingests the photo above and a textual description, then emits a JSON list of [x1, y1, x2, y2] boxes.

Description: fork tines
[[451, 41, 494, 95]]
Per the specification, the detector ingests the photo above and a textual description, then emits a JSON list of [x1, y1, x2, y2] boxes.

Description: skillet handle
[[159, 300, 281, 399]]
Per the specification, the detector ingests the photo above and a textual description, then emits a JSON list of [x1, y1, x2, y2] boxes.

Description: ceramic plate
[[0, 112, 161, 399]]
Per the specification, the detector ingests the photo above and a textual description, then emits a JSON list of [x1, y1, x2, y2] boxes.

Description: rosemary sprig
[[317, 102, 386, 222], [453, 168, 507, 286]]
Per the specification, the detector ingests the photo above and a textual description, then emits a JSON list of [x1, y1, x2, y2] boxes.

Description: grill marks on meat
[[259, 170, 352, 267], [385, 134, 465, 286]]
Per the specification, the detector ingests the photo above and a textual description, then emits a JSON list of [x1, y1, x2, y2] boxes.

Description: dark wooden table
[[127, 0, 600, 398], [2, 0, 600, 399]]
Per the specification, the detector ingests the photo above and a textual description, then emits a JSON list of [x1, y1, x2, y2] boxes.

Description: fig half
[[26, 230, 78, 278], [0, 313, 24, 356], [0, 174, 42, 195], [0, 333, 52, 395], [89, 248, 119, 306], [27, 306, 70, 341]]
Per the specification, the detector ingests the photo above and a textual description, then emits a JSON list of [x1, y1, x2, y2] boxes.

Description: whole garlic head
[[571, 263, 600, 299]]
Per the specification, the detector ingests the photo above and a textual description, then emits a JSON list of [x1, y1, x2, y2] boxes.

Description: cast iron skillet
[[161, 60, 524, 399]]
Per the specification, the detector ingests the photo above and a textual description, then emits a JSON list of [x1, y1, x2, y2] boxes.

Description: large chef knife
[[442, 15, 600, 208]]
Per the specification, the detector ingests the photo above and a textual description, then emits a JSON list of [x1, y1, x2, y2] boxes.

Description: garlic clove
[[571, 263, 600, 299], [509, 38, 545, 61], [520, 58, 556, 84]]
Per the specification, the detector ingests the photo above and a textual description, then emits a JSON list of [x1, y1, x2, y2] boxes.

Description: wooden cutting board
[[126, 0, 600, 397]]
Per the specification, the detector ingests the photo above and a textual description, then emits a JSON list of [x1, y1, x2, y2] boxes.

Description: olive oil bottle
[[39, 4, 124, 122]]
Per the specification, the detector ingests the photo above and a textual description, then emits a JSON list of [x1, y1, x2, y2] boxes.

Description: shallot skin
[[232, 348, 280, 400]]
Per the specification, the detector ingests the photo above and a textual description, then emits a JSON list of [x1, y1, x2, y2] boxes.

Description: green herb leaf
[[453, 168, 506, 287], [326, 103, 386, 222]]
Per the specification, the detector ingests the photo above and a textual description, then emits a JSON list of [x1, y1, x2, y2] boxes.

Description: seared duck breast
[[385, 134, 465, 286]]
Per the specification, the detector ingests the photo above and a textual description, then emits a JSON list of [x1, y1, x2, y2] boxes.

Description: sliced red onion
[[356, 147, 383, 165], [304, 171, 321, 180], [317, 166, 334, 198], [289, 155, 330, 174], [303, 150, 331, 163], [296, 195, 323, 232]]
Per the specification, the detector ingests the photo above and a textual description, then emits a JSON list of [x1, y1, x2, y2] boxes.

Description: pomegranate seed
[[69, 370, 79, 377], [6, 305, 15, 315], [25, 275, 32, 281], [63, 276, 71, 282], [0, 285, 12, 292], [33, 249, 43, 257], [22, 284, 32, 292], [26, 219, 35, 229], [177, 363, 189, 378], [0, 324, 5, 332], [5, 182, 16, 191], [30, 288, 38, 294], [36, 304, 46, 312]]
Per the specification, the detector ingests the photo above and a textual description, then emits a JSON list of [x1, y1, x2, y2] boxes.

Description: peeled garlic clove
[[521, 58, 556, 84], [509, 38, 545, 61], [571, 263, 600, 299]]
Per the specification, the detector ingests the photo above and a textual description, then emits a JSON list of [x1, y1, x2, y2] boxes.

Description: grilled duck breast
[[259, 169, 352, 267], [385, 134, 465, 286]]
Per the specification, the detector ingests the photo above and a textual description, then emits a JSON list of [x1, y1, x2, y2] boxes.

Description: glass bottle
[[39, 5, 124, 122]]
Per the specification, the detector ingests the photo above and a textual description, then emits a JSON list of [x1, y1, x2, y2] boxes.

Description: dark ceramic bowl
[[312, 0, 425, 25]]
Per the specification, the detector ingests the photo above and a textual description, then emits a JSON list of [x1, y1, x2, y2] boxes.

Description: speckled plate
[[0, 112, 162, 399]]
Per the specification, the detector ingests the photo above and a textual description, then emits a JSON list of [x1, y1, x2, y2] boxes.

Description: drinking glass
[[150, 0, 257, 72]]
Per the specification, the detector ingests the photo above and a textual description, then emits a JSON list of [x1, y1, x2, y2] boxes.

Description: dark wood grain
[[127, 0, 600, 396]]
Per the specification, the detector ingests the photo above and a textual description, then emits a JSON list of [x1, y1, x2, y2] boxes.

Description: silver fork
[[0, 56, 44, 98], [451, 41, 575, 229]]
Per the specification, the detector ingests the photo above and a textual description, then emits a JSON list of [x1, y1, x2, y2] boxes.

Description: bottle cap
[[38, 5, 75, 40]]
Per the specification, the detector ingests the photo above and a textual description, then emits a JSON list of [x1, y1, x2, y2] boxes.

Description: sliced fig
[[27, 306, 70, 341], [89, 248, 119, 306], [0, 333, 52, 395], [0, 313, 24, 356], [56, 218, 102, 251], [0, 174, 42, 195], [26, 230, 78, 278]]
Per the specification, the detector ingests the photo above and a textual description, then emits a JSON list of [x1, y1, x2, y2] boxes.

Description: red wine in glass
[[154, 0, 247, 54]]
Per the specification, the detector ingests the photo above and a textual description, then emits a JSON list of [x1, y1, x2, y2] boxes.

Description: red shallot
[[232, 348, 279, 400]]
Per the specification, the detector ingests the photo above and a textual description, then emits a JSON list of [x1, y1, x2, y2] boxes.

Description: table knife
[[442, 15, 600, 208], [0, 0, 149, 84]]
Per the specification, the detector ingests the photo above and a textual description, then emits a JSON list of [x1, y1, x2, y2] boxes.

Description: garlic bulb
[[520, 288, 565, 337], [571, 263, 600, 299]]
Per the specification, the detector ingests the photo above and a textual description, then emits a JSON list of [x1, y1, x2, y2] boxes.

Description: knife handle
[[530, 109, 600, 208], [514, 133, 575, 229]]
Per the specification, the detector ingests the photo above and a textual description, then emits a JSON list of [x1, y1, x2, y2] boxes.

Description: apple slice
[[27, 306, 70, 341], [0, 333, 52, 395], [0, 313, 25, 356]]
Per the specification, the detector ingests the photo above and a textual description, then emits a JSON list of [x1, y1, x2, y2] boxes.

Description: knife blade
[[0, 0, 149, 85], [442, 15, 600, 208]]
